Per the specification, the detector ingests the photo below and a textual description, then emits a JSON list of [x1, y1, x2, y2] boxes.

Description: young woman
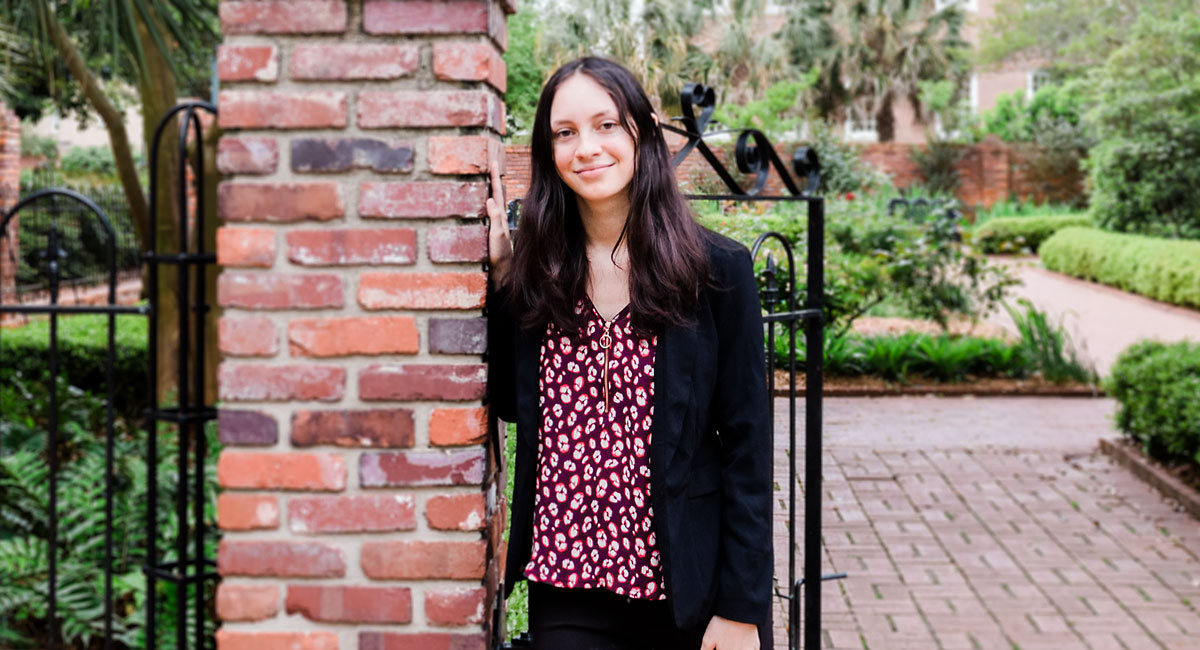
[[486, 57, 772, 650]]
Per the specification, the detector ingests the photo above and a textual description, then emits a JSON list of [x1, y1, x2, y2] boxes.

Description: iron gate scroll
[[491, 83, 842, 650], [0, 102, 219, 649]]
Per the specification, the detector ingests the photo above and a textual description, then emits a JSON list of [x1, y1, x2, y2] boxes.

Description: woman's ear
[[652, 113, 660, 128]]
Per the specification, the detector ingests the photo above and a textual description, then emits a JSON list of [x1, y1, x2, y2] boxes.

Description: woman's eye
[[555, 129, 574, 140], [599, 122, 617, 131]]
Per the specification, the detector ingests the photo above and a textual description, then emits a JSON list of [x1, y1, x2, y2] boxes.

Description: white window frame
[[844, 105, 878, 142], [1027, 69, 1051, 99], [935, 0, 978, 11]]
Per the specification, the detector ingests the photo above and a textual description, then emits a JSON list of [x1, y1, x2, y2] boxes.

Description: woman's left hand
[[700, 615, 759, 650]]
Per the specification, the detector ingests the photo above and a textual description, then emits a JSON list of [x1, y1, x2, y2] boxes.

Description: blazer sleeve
[[709, 244, 773, 626], [487, 279, 519, 424]]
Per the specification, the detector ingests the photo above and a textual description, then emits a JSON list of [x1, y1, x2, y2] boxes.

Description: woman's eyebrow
[[551, 111, 618, 128]]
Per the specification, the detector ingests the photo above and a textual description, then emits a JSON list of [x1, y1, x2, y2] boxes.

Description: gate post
[[215, 1, 512, 648]]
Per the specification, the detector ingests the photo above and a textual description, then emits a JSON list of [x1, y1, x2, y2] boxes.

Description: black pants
[[528, 581, 708, 650]]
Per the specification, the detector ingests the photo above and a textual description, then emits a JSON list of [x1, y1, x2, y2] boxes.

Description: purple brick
[[429, 318, 487, 355], [218, 409, 278, 445], [360, 450, 485, 487], [291, 138, 414, 174]]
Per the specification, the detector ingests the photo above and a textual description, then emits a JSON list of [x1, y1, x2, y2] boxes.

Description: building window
[[935, 0, 978, 11], [844, 105, 877, 142], [1027, 69, 1051, 99]]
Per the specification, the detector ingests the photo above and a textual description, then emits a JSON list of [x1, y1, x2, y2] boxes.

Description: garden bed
[[772, 368, 1102, 397]]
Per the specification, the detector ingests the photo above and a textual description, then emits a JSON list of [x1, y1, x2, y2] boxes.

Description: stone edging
[[1099, 438, 1200, 521], [773, 383, 1104, 398]]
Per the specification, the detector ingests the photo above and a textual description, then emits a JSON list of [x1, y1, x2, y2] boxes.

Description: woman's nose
[[575, 130, 601, 157]]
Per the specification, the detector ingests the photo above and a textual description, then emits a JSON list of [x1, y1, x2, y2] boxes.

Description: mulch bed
[[772, 369, 1103, 397], [1099, 438, 1200, 520]]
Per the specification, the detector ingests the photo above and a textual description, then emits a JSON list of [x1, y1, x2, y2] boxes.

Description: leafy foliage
[[973, 214, 1094, 254], [1002, 299, 1096, 384], [711, 74, 817, 140], [1107, 340, 1200, 466], [503, 10, 550, 135], [1039, 227, 1200, 309]]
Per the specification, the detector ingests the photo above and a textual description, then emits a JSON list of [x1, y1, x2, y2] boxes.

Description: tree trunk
[[876, 92, 896, 142]]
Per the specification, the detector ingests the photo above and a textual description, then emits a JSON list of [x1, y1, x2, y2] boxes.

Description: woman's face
[[549, 73, 637, 210]]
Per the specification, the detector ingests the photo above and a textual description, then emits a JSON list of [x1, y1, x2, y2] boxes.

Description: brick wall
[[1, 103, 19, 311], [215, 1, 511, 648]]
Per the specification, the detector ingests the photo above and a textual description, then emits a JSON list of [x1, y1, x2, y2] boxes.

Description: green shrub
[[1003, 299, 1096, 384], [975, 198, 1080, 223], [973, 214, 1094, 254], [59, 146, 119, 180], [1106, 340, 1200, 465], [1040, 227, 1200, 309]]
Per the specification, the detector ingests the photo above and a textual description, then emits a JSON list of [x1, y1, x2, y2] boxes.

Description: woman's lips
[[576, 163, 613, 177]]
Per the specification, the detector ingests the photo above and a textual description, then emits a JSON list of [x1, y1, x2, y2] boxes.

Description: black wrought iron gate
[[0, 101, 219, 650]]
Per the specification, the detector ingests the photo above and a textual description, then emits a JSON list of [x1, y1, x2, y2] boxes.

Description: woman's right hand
[[485, 158, 513, 284]]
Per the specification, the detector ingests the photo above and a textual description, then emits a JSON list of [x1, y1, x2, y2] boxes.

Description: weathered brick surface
[[428, 224, 487, 263], [218, 137, 279, 175], [219, 91, 347, 129], [218, 273, 343, 310], [219, 182, 344, 222], [429, 408, 488, 447], [217, 45, 279, 82], [289, 495, 416, 533], [427, 136, 496, 175], [425, 587, 487, 625], [291, 44, 419, 80], [358, 364, 486, 401], [360, 540, 487, 579], [218, 452, 347, 490], [217, 228, 276, 268], [358, 272, 486, 310], [291, 138, 414, 174], [432, 42, 505, 92], [216, 583, 280, 622], [218, 493, 281, 531], [219, 540, 346, 577], [358, 181, 488, 218], [426, 493, 486, 531], [359, 632, 487, 650], [219, 364, 346, 402], [288, 316, 419, 357], [291, 408, 415, 448], [363, 1, 488, 35], [220, 1, 347, 35], [287, 229, 417, 266], [428, 318, 487, 355], [287, 585, 413, 623], [218, 316, 278, 357], [360, 449, 485, 487], [218, 410, 279, 446], [358, 91, 500, 130]]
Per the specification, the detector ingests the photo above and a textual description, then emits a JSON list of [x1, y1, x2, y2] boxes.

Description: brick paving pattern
[[771, 397, 1200, 650]]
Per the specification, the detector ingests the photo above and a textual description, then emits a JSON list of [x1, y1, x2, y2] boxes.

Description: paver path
[[983, 257, 1200, 376], [771, 396, 1200, 650]]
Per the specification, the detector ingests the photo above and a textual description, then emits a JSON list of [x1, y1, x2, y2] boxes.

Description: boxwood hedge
[[1039, 227, 1200, 309], [1107, 340, 1200, 465], [973, 214, 1094, 254]]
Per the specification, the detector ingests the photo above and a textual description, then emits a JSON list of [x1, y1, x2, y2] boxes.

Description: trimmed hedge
[[973, 214, 1094, 254], [1040, 227, 1200, 309], [1107, 340, 1200, 465]]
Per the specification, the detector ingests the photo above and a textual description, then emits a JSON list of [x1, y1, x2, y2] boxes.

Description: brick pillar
[[0, 104, 19, 311], [214, 1, 511, 648]]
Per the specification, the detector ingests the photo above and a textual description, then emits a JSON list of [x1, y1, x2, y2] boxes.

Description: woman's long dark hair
[[504, 57, 710, 335]]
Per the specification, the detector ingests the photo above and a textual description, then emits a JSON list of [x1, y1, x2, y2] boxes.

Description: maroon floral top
[[524, 297, 665, 600]]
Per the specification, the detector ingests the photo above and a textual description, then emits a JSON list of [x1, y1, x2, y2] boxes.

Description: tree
[[0, 1, 221, 401], [780, 0, 969, 142]]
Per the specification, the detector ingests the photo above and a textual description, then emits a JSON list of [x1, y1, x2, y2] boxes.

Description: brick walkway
[[771, 396, 1200, 650]]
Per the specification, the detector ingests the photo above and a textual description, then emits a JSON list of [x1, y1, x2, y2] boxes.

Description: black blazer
[[488, 230, 773, 630]]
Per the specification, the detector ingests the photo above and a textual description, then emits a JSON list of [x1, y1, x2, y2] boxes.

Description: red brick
[[359, 181, 488, 218], [360, 540, 486, 579], [432, 42, 505, 92], [218, 451, 347, 490], [363, 1, 487, 35], [426, 493, 486, 531], [286, 229, 416, 266], [489, 0, 508, 51], [218, 316, 278, 357], [359, 364, 486, 401], [291, 408, 415, 448], [360, 450, 485, 487], [219, 91, 347, 129], [218, 137, 278, 175], [217, 227, 275, 268], [218, 493, 280, 531], [427, 136, 499, 175], [219, 182, 344, 223], [429, 408, 487, 447], [291, 138, 413, 174], [359, 633, 486, 650], [218, 540, 345, 578], [291, 44, 418, 80], [358, 272, 485, 310], [289, 495, 416, 533], [286, 585, 412, 624], [425, 587, 486, 625], [288, 316, 418, 357], [217, 273, 343, 310], [428, 225, 487, 263], [357, 91, 500, 130], [218, 363, 346, 402], [217, 45, 279, 82], [219, 1, 347, 34], [216, 583, 279, 622]]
